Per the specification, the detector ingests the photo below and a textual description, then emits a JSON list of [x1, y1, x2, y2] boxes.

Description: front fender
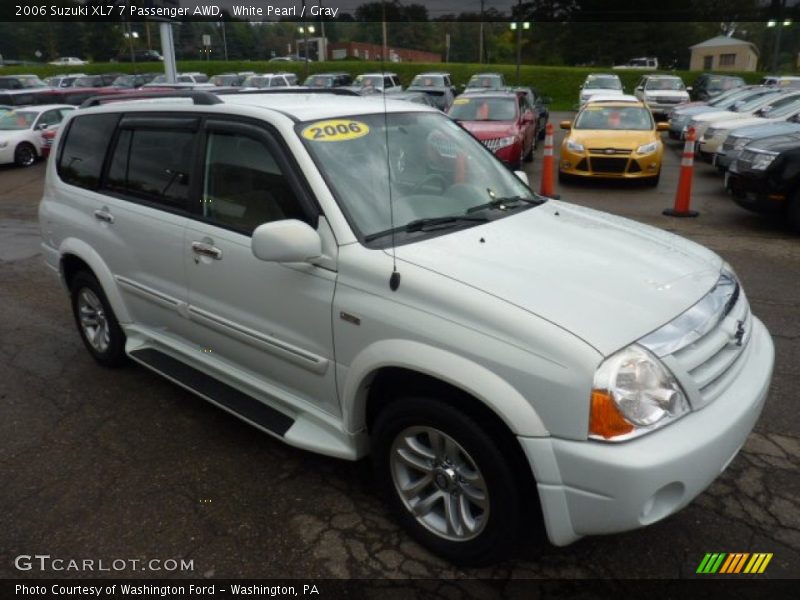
[[342, 339, 549, 437], [59, 237, 131, 324]]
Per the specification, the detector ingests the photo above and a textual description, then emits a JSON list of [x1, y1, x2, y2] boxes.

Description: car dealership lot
[[1, 112, 799, 579]]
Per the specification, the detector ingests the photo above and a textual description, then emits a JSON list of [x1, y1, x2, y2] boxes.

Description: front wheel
[[372, 396, 523, 565], [14, 142, 37, 167]]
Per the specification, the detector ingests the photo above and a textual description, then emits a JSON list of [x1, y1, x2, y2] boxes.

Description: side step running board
[[130, 348, 294, 436]]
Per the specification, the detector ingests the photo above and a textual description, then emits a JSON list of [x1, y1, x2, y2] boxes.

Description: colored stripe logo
[[696, 553, 773, 574]]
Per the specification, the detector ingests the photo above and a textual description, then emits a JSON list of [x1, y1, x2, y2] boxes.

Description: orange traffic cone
[[539, 123, 556, 197], [663, 126, 699, 218]]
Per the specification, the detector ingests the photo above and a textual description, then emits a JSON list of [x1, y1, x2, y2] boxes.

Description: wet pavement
[[1, 115, 799, 580]]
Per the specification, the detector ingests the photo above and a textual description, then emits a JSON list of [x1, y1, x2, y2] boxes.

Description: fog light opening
[[640, 482, 686, 525]]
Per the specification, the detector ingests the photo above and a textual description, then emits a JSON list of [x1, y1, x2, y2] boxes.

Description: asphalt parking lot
[[1, 111, 799, 581]]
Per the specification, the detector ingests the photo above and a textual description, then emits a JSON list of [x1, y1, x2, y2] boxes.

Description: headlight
[[704, 128, 719, 138], [589, 345, 689, 441], [0, 141, 8, 149], [495, 135, 516, 149], [751, 151, 778, 171], [636, 141, 658, 155], [566, 139, 585, 153], [733, 137, 752, 151]]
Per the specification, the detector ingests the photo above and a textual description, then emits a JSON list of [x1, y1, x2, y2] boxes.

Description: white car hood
[[645, 90, 687, 98], [394, 201, 722, 356], [713, 116, 775, 131]]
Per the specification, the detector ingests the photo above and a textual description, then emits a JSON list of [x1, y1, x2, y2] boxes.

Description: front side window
[[105, 127, 195, 209], [201, 131, 305, 234], [298, 112, 539, 244], [58, 114, 119, 190], [270, 77, 287, 88]]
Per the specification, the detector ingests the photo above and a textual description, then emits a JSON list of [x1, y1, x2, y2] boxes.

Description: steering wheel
[[410, 173, 448, 196]]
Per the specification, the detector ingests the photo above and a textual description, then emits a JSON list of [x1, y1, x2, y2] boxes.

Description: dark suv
[[0, 75, 47, 90], [725, 133, 800, 231], [691, 74, 745, 102]]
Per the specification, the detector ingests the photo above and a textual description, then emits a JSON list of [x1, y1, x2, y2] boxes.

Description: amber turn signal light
[[589, 390, 634, 439]]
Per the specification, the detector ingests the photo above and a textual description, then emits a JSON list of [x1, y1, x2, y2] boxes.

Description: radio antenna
[[381, 1, 400, 291]]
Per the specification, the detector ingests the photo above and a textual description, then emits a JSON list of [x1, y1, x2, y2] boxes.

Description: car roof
[[455, 91, 517, 100], [587, 73, 620, 78], [644, 74, 683, 79], [470, 73, 502, 77], [8, 104, 75, 112], [358, 72, 398, 77], [81, 92, 437, 122], [585, 94, 642, 105]]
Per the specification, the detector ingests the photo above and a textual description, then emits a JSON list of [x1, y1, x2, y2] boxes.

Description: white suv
[[39, 90, 774, 564]]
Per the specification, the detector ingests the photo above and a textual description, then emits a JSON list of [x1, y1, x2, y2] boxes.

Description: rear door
[[182, 118, 339, 415]]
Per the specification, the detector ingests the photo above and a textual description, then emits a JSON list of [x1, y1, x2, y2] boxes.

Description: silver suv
[[39, 90, 774, 564]]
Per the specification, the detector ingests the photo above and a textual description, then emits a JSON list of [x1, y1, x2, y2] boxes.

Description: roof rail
[[79, 90, 223, 108], [213, 88, 361, 97]]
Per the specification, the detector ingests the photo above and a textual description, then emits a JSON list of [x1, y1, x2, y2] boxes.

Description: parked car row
[[667, 83, 800, 232]]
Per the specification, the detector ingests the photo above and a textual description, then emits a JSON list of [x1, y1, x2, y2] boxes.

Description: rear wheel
[[788, 189, 800, 234], [14, 143, 37, 168], [70, 271, 128, 367], [523, 140, 534, 162], [372, 396, 523, 565]]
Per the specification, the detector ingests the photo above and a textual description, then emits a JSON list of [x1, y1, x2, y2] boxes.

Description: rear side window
[[58, 114, 119, 190], [106, 127, 195, 209]]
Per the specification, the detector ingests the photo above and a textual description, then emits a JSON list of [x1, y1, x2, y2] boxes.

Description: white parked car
[[698, 91, 800, 159], [240, 73, 298, 90], [0, 104, 74, 167], [49, 57, 89, 66], [578, 73, 623, 106], [39, 91, 774, 564], [686, 87, 789, 142], [634, 75, 690, 117], [344, 72, 402, 95]]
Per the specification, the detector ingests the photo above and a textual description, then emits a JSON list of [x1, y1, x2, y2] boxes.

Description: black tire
[[558, 170, 574, 185], [70, 271, 128, 368], [372, 396, 523, 565], [14, 142, 37, 168], [538, 121, 547, 140]]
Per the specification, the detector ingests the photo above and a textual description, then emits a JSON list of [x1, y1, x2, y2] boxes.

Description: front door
[[183, 119, 339, 415]]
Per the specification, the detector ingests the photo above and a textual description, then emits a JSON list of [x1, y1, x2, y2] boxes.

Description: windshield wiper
[[364, 215, 489, 242], [467, 195, 547, 214]]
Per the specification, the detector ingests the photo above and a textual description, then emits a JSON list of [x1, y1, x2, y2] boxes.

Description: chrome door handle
[[93, 209, 114, 224], [191, 241, 223, 260]]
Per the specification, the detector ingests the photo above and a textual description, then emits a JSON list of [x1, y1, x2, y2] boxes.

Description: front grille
[[737, 149, 756, 170], [588, 148, 631, 155], [670, 290, 752, 406], [655, 96, 682, 104], [640, 271, 753, 409], [589, 157, 628, 173], [482, 138, 509, 152], [575, 158, 589, 171], [723, 137, 738, 152]]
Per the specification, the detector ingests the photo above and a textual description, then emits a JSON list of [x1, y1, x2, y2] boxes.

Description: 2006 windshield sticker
[[302, 120, 370, 142]]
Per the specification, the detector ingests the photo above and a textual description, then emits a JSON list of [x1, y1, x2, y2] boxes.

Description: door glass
[[107, 128, 195, 209], [202, 131, 305, 234]]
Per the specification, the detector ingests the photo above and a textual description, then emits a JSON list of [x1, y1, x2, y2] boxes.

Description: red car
[[447, 91, 536, 169], [40, 127, 57, 158]]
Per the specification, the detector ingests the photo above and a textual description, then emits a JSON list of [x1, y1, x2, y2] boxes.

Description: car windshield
[[410, 75, 444, 87], [243, 76, 269, 88], [707, 77, 744, 91], [735, 91, 783, 112], [353, 75, 383, 88], [575, 105, 654, 130], [709, 87, 754, 107], [762, 96, 800, 118], [645, 78, 685, 91], [72, 77, 96, 87], [448, 97, 517, 121], [112, 75, 136, 87], [467, 75, 503, 89], [297, 112, 538, 243], [304, 75, 333, 87], [0, 111, 36, 130], [585, 77, 622, 90]]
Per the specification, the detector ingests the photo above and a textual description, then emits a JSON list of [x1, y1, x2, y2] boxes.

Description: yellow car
[[559, 97, 669, 185]]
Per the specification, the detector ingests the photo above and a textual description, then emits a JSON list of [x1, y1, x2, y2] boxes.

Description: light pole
[[768, 16, 792, 73], [298, 24, 315, 75], [509, 21, 530, 85], [479, 0, 484, 64]]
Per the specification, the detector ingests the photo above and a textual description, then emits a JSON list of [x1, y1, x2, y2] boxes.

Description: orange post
[[539, 123, 556, 197], [663, 126, 699, 218]]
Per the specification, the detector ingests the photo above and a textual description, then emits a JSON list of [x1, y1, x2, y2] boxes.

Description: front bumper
[[520, 317, 773, 546], [0, 144, 15, 165], [559, 148, 662, 180], [492, 141, 523, 168], [725, 169, 788, 214]]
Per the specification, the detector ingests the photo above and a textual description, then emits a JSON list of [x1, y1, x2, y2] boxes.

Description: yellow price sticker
[[301, 119, 370, 142], [453, 98, 470, 105]]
